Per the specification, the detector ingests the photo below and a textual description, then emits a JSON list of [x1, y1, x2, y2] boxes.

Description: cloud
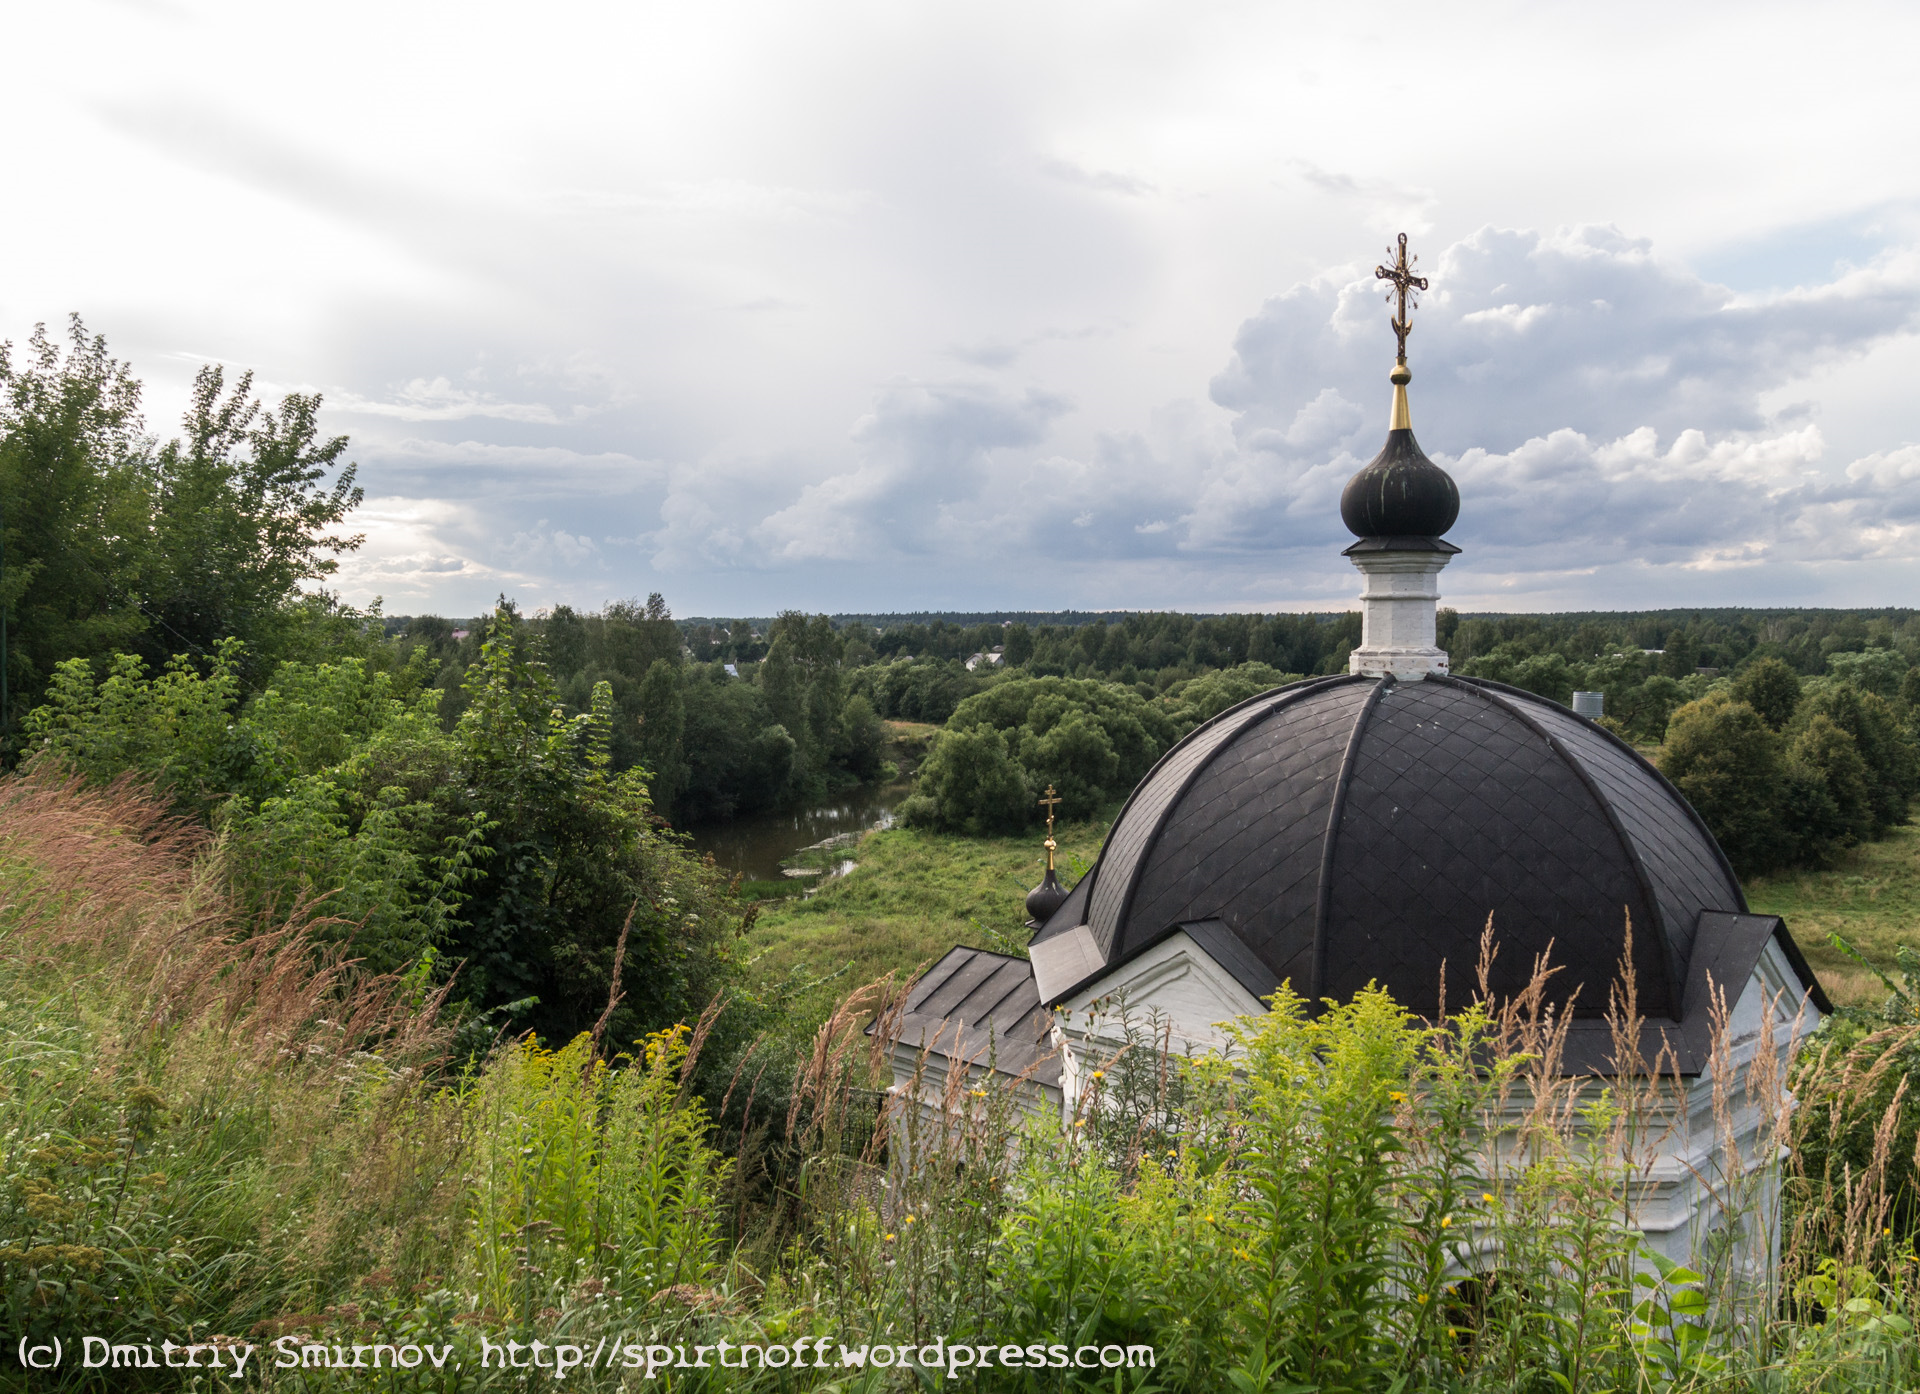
[[335, 377, 586, 424], [328, 223, 1920, 613], [1038, 157, 1156, 198], [745, 381, 1070, 562], [1212, 224, 1920, 454]]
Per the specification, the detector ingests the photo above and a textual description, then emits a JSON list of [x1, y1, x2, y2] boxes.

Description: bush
[[904, 725, 1033, 835]]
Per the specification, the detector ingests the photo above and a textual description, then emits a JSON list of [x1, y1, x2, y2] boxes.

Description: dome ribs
[[1445, 678, 1682, 1018], [1463, 679, 1747, 981], [1084, 674, 1364, 960], [1309, 677, 1392, 1003], [1322, 680, 1671, 1019], [1126, 680, 1373, 984]]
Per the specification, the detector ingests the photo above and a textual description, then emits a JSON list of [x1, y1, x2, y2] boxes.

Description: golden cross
[[1375, 232, 1429, 366], [1038, 785, 1062, 837]]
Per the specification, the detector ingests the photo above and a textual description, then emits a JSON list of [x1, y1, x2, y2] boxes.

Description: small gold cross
[[1038, 784, 1062, 836]]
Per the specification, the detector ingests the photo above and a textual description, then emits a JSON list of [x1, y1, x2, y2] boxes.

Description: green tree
[[1826, 647, 1909, 698], [143, 365, 364, 681], [635, 658, 687, 815], [0, 317, 151, 741], [901, 725, 1032, 835], [1796, 683, 1916, 835], [1788, 714, 1874, 850], [1730, 656, 1802, 730], [1658, 693, 1795, 876]]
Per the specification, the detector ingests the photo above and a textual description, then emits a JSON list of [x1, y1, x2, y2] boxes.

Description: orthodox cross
[[1039, 785, 1062, 869], [1375, 232, 1429, 366]]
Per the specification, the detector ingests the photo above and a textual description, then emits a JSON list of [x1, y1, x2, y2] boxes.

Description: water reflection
[[683, 779, 914, 882]]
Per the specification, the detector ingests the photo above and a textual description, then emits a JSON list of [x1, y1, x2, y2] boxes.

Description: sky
[[6, 0, 1920, 619]]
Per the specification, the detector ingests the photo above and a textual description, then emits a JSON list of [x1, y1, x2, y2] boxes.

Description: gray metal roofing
[[1035, 672, 1828, 1024], [887, 945, 1061, 1087]]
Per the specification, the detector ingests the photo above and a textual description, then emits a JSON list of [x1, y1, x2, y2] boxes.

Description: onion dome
[[1339, 364, 1459, 541], [1029, 674, 1830, 1033], [1026, 866, 1069, 928]]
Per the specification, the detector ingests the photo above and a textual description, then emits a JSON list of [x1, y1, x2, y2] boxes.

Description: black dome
[[1026, 867, 1069, 926], [1341, 428, 1459, 539], [1034, 674, 1754, 1021]]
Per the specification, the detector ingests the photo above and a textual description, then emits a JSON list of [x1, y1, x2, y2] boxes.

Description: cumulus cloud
[[746, 381, 1070, 562], [347, 224, 1920, 612], [1214, 225, 1920, 454]]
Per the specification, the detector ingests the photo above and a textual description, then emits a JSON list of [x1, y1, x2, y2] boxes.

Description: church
[[883, 235, 1830, 1269]]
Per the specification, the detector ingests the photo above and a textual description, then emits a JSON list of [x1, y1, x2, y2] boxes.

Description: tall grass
[[3, 767, 1919, 1390]]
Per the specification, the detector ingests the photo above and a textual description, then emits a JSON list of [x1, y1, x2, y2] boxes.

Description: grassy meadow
[[737, 818, 1110, 1021], [1749, 819, 1920, 1005]]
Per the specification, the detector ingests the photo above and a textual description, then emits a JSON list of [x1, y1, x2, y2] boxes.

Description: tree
[[1788, 714, 1873, 849], [143, 365, 364, 681], [1731, 657, 1801, 731], [1658, 694, 1795, 876], [1795, 684, 1917, 835], [901, 725, 1032, 835], [635, 658, 687, 816], [0, 317, 151, 741]]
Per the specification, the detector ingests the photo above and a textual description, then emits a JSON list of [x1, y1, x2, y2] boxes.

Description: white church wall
[[1051, 929, 1265, 1124]]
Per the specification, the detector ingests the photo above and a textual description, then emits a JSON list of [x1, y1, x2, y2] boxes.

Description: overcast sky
[[7, 0, 1920, 618]]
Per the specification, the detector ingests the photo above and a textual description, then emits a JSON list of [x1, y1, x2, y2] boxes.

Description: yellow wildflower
[[885, 1233, 896, 1241], [904, 1214, 916, 1225], [1482, 1193, 1494, 1204], [1389, 1091, 1407, 1103], [1440, 1216, 1452, 1228]]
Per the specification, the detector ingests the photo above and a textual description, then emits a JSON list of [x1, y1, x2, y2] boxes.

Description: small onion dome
[[1340, 365, 1459, 541], [1025, 866, 1069, 929]]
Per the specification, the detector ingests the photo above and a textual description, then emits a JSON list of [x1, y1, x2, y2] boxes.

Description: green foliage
[[444, 609, 744, 1043], [0, 317, 150, 741], [1660, 693, 1798, 875], [906, 676, 1175, 833], [25, 641, 248, 809], [1796, 683, 1917, 836], [1736, 655, 1806, 730], [141, 365, 363, 683], [1158, 661, 1303, 733], [463, 1028, 727, 1319], [901, 724, 1033, 835], [1458, 643, 1576, 706], [1663, 678, 1920, 877], [1827, 647, 1911, 699]]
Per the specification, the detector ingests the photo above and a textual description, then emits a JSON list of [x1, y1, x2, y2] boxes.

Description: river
[[683, 778, 915, 883]]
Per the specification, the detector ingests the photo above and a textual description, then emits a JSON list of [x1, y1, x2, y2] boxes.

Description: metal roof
[[1034, 673, 1832, 1025]]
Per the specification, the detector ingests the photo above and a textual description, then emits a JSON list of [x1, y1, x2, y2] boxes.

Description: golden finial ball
[[1390, 363, 1411, 386]]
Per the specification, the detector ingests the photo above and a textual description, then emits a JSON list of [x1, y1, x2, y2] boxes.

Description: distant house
[[723, 663, 739, 678], [964, 648, 1006, 672], [451, 629, 470, 642]]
